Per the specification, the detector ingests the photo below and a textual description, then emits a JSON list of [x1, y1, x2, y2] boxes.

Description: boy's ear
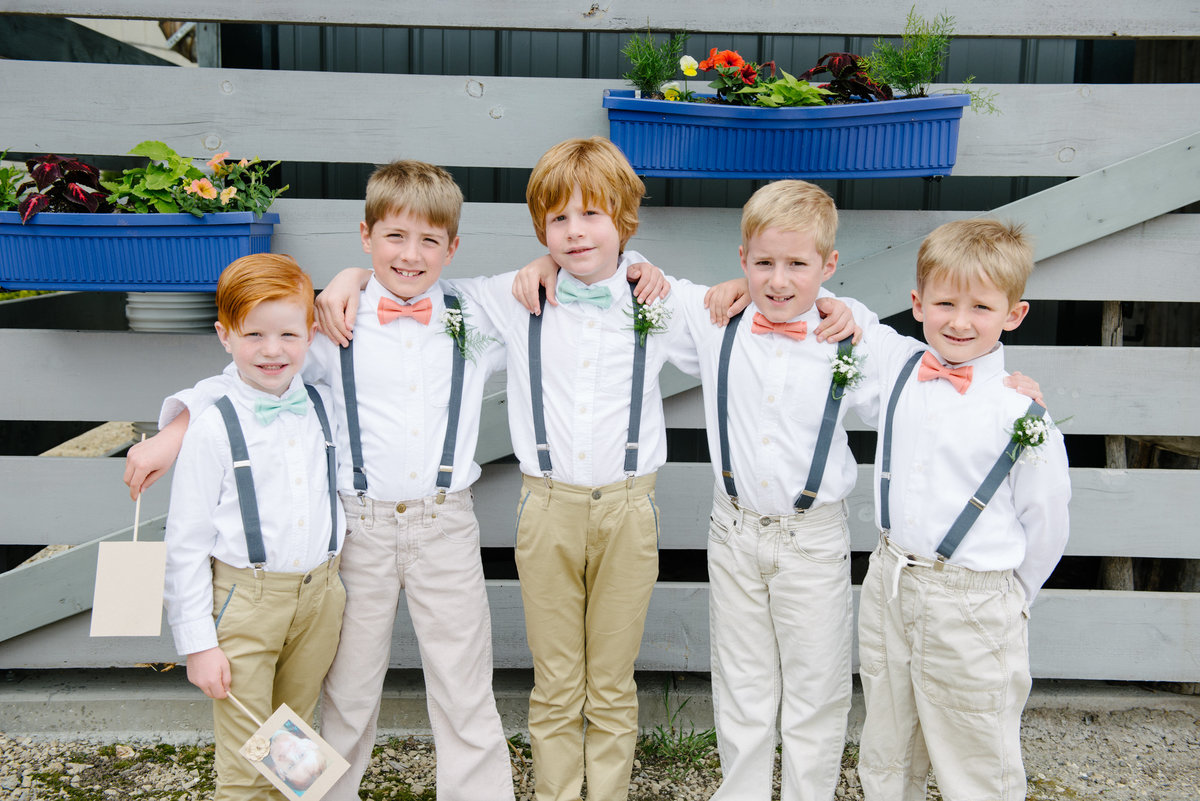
[[360, 221, 372, 254], [442, 235, 460, 265], [739, 245, 749, 277], [821, 249, 839, 281], [910, 289, 925, 322], [308, 321, 318, 344], [1003, 300, 1031, 331], [214, 321, 232, 353]]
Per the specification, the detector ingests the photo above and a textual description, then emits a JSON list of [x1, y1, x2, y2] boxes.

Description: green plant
[[621, 30, 688, 98], [747, 68, 833, 107], [0, 150, 26, 211], [103, 141, 288, 217], [862, 6, 999, 112], [638, 681, 718, 780]]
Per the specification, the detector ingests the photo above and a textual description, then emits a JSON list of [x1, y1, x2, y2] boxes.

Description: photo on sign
[[239, 703, 348, 800]]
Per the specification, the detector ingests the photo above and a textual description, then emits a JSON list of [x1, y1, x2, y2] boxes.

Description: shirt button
[[761, 480, 769, 488], [410, 384, 417, 392], [580, 406, 587, 414], [592, 490, 602, 500], [295, 478, 302, 485], [767, 395, 775, 403], [582, 360, 591, 368], [288, 439, 296, 447], [762, 437, 770, 445], [776, 348, 783, 357], [409, 471, 418, 479], [293, 559, 300, 567], [578, 452, 587, 461], [588, 320, 596, 329], [412, 429, 419, 436], [406, 340, 413, 348], [297, 519, 304, 527]]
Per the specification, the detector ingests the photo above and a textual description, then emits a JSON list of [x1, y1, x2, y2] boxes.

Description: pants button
[[303, 574, 312, 584], [591, 490, 602, 500], [760, 516, 772, 525], [396, 503, 406, 513]]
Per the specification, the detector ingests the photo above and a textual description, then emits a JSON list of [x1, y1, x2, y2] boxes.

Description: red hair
[[216, 254, 314, 333]]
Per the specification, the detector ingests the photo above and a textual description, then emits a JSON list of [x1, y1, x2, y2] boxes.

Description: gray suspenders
[[879, 349, 1045, 560], [717, 311, 853, 511], [339, 292, 465, 502], [529, 283, 645, 482], [215, 385, 338, 567]]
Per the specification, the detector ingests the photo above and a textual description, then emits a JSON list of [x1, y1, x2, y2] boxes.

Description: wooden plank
[[3, 60, 1199, 178], [5, 457, 1198, 560], [2, 584, 1196, 681], [5, 1, 1197, 37], [832, 131, 1200, 317], [6, 333, 1195, 435]]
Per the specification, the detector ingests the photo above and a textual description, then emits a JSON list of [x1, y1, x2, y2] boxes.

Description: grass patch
[[637, 681, 719, 780]]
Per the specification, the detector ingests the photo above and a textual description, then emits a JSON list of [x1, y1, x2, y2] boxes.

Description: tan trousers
[[857, 535, 1032, 801], [515, 473, 660, 801], [209, 556, 345, 801]]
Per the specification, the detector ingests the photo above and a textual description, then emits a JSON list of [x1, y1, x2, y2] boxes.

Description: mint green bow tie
[[558, 281, 613, 309], [254, 388, 308, 425]]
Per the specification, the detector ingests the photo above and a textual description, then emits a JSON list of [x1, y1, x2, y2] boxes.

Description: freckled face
[[215, 299, 313, 397]]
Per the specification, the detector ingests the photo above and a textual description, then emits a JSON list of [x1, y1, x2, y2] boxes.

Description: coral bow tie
[[253, 388, 309, 426], [377, 297, 432, 326], [750, 312, 807, 341], [917, 351, 973, 394]]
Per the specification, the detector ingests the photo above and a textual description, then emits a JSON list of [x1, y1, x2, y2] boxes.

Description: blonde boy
[[129, 162, 516, 801], [660, 180, 875, 801], [163, 254, 346, 801], [856, 220, 1070, 801]]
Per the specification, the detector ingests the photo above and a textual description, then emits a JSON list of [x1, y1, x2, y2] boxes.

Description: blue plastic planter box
[[0, 211, 279, 291], [603, 90, 970, 179]]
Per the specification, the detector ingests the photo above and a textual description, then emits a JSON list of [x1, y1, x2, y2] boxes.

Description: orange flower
[[206, 151, 230, 170], [186, 178, 217, 199], [219, 186, 238, 205], [699, 48, 745, 71]]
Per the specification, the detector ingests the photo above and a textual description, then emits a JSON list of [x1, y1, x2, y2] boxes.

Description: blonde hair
[[364, 160, 463, 239], [741, 180, 838, 260], [917, 219, 1033, 306], [217, 254, 314, 333], [526, 137, 644, 248]]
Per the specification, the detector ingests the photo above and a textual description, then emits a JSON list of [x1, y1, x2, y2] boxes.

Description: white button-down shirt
[[163, 278, 506, 502], [666, 284, 878, 515], [164, 369, 344, 655], [860, 329, 1071, 601], [457, 252, 684, 486]]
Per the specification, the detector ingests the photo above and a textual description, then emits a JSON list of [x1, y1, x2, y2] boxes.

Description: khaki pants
[[209, 556, 345, 801], [857, 535, 1032, 801], [515, 473, 660, 801], [321, 490, 514, 801]]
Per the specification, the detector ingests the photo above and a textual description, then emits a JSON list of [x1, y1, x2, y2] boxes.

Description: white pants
[[320, 490, 514, 801], [707, 493, 853, 801], [857, 535, 1032, 801]]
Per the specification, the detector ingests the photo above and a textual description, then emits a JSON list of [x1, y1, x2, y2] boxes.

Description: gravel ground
[[3, 704, 1197, 800]]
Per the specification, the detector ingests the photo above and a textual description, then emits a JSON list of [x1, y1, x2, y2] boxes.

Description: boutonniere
[[440, 299, 493, 362], [1008, 410, 1068, 463], [626, 298, 672, 346], [829, 345, 865, 399]]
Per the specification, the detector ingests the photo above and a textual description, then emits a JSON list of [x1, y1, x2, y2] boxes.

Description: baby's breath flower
[[829, 346, 865, 399], [1007, 411, 1067, 464], [627, 298, 672, 346], [440, 299, 492, 362]]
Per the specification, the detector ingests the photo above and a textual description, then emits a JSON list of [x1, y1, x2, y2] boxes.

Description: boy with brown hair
[[163, 253, 346, 801]]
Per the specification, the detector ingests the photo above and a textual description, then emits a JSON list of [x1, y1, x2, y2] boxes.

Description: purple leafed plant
[[797, 53, 894, 104], [16, 154, 111, 222]]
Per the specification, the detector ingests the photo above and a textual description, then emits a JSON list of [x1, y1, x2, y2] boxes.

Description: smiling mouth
[[391, 267, 423, 278], [766, 293, 794, 303]]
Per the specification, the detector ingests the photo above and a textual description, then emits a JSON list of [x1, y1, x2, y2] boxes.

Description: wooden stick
[[225, 691, 264, 728], [131, 433, 145, 543]]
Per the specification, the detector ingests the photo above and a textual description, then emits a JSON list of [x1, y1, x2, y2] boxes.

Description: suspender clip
[[934, 554, 947, 572], [252, 563, 265, 578], [626, 474, 635, 489], [728, 495, 739, 511], [542, 472, 554, 489], [435, 488, 446, 505]]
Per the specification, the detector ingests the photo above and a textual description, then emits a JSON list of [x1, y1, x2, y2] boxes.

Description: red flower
[[739, 63, 758, 85], [699, 47, 745, 71]]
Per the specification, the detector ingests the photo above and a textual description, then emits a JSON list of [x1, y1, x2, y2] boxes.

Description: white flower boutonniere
[[1007, 410, 1069, 464], [627, 298, 672, 347], [829, 346, 865, 400], [440, 298, 493, 362]]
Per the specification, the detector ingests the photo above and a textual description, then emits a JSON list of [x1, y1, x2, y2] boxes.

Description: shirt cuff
[[172, 617, 219, 656]]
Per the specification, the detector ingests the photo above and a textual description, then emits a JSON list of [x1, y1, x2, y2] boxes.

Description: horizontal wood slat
[[2, 584, 1195, 681], [3, 60, 1198, 178], [4, 2, 1197, 37], [4, 458, 1196, 560]]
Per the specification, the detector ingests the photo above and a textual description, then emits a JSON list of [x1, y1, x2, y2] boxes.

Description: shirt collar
[[928, 342, 1006, 383]]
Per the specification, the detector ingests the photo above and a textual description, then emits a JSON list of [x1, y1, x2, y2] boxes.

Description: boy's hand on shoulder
[[315, 267, 372, 347], [814, 297, 862, 344], [123, 413, 189, 500], [513, 254, 561, 314], [626, 260, 670, 304], [1005, 371, 1045, 407], [186, 646, 232, 699], [703, 278, 750, 327]]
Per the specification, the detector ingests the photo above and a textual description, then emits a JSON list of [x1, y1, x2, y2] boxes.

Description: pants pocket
[[918, 584, 1016, 713]]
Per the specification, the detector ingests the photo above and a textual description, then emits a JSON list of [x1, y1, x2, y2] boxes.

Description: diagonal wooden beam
[[830, 131, 1200, 317]]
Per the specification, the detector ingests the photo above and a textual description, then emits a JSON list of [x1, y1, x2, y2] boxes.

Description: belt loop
[[541, 480, 552, 510]]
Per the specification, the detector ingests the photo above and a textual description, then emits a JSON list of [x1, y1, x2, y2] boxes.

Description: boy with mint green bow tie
[[162, 253, 347, 801]]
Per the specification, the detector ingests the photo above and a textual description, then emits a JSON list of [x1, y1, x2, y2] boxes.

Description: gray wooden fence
[[1, 2, 1197, 682]]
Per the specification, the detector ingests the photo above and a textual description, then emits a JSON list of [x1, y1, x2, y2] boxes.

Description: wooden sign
[[89, 540, 167, 637]]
